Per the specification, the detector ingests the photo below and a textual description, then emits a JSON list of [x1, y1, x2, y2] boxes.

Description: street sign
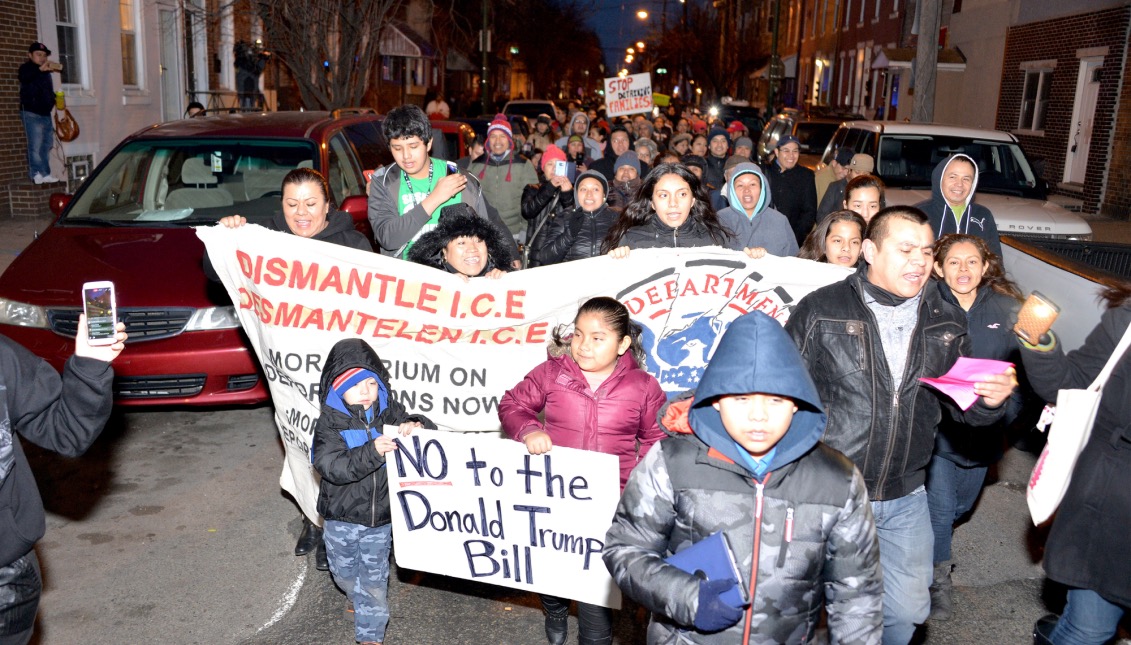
[[603, 72, 653, 117]]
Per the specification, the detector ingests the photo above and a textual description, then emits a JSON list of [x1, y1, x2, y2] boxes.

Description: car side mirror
[[49, 192, 71, 217], [340, 195, 368, 222]]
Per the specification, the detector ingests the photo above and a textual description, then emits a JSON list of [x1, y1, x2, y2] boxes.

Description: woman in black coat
[[1023, 283, 1131, 644], [532, 171, 618, 266], [601, 162, 734, 255], [406, 203, 516, 280], [205, 166, 371, 569], [924, 234, 1024, 619]]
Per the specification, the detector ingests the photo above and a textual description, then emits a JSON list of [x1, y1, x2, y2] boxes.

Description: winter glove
[[693, 577, 745, 633]]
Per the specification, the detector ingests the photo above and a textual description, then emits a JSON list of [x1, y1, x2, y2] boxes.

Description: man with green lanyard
[[368, 104, 517, 260], [914, 153, 1002, 259]]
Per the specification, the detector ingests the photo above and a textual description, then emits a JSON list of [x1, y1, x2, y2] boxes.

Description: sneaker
[[32, 173, 45, 185], [41, 174, 59, 183]]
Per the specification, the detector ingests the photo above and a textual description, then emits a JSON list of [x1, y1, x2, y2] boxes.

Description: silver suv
[[821, 122, 1092, 240]]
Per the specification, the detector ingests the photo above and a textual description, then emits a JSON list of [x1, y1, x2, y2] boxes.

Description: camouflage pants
[[324, 521, 392, 643]]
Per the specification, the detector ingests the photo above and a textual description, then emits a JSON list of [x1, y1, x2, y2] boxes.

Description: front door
[[159, 9, 181, 122], [1065, 59, 1102, 185]]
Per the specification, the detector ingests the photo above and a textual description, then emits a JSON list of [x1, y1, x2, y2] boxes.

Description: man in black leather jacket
[[785, 206, 1015, 645]]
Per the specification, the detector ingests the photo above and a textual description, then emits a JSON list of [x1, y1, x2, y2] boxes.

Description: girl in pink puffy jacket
[[499, 295, 665, 645]]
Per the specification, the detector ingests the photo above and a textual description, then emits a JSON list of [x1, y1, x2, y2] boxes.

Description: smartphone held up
[[1014, 291, 1060, 344], [82, 281, 118, 346]]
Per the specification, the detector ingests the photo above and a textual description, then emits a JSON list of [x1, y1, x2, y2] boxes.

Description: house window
[[1019, 69, 1052, 131], [56, 0, 82, 85], [119, 0, 138, 86]]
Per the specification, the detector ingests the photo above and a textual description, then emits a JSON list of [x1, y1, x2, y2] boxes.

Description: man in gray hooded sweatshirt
[[717, 162, 799, 257], [914, 154, 1003, 258], [553, 112, 602, 160]]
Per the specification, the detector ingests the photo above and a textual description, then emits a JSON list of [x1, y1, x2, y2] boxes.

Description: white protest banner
[[604, 73, 653, 117], [386, 428, 622, 607], [197, 224, 850, 521]]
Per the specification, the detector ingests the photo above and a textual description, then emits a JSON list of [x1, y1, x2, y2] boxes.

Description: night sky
[[584, 0, 671, 71]]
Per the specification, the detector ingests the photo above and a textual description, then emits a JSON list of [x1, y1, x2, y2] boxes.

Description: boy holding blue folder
[[603, 312, 883, 644]]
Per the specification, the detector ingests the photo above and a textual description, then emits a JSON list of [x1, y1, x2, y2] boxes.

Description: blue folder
[[665, 531, 749, 606]]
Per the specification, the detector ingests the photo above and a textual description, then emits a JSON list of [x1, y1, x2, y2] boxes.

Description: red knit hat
[[541, 144, 566, 171], [486, 114, 513, 146], [481, 113, 515, 182]]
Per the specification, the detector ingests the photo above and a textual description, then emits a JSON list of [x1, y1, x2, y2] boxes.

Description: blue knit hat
[[708, 126, 730, 145]]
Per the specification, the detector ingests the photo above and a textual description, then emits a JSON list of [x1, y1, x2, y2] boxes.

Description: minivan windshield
[[63, 139, 317, 224], [876, 134, 1043, 199]]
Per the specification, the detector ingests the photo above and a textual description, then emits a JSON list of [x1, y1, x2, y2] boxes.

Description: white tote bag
[[1026, 323, 1131, 525]]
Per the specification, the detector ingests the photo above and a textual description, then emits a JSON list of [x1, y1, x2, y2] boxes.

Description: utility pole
[[912, 0, 941, 123], [767, 0, 783, 119], [480, 0, 490, 115]]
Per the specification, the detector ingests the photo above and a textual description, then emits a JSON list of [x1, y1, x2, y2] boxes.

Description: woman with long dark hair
[[601, 163, 734, 256], [924, 233, 1025, 620]]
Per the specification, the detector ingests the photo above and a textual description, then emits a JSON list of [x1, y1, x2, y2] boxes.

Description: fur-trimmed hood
[[406, 204, 516, 275]]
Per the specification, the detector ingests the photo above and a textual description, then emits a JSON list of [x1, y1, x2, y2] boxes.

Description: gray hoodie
[[914, 154, 1003, 258], [716, 162, 799, 257]]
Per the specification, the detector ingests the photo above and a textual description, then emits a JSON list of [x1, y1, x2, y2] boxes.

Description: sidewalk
[[0, 213, 52, 275]]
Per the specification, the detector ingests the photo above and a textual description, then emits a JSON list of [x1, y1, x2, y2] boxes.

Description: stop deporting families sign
[[604, 72, 653, 117]]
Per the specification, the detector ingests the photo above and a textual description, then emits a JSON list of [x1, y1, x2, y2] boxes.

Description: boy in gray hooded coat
[[604, 312, 882, 644]]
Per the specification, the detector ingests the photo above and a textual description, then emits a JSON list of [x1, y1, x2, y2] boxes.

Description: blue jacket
[[716, 163, 799, 258]]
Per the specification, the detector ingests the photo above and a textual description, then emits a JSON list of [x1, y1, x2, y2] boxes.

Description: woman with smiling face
[[602, 163, 734, 256], [407, 203, 516, 281], [924, 233, 1024, 621], [214, 167, 372, 251], [209, 166, 371, 571]]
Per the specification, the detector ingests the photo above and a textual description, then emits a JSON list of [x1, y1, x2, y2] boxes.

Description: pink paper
[[918, 357, 1015, 410]]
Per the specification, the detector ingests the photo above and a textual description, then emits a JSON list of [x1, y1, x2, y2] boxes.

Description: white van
[[821, 122, 1092, 240]]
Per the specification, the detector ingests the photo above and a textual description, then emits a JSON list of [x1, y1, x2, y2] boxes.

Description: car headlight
[[0, 297, 49, 328], [185, 306, 241, 331]]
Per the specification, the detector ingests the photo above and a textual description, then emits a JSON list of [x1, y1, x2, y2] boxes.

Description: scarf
[[862, 275, 911, 306]]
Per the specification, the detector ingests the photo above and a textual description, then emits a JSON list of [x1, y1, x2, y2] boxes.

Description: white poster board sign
[[386, 428, 622, 607], [604, 73, 654, 117], [197, 224, 849, 523]]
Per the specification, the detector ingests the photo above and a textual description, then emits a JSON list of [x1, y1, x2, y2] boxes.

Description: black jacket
[[619, 213, 731, 250], [934, 282, 1022, 467], [534, 203, 618, 265], [520, 180, 574, 266], [785, 272, 1006, 500], [18, 61, 55, 116], [1021, 304, 1131, 606], [0, 336, 115, 566], [311, 339, 434, 527], [704, 154, 726, 192], [914, 155, 1003, 259], [204, 209, 371, 282], [763, 161, 818, 247]]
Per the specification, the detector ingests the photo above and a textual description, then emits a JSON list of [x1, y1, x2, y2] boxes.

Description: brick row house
[[1, 0, 466, 217]]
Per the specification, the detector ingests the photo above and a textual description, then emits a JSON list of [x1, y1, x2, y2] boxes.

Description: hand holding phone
[[1014, 291, 1059, 344], [82, 281, 119, 346]]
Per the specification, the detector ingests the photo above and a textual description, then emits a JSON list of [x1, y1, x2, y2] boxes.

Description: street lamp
[[636, 9, 649, 19]]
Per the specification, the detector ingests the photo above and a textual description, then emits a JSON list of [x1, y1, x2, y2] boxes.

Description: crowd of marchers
[[2, 100, 1128, 645]]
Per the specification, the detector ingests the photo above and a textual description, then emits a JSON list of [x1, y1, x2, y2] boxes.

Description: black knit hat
[[406, 204, 516, 275]]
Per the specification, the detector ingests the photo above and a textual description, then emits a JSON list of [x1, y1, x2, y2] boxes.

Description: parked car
[[502, 100, 558, 122], [428, 120, 480, 162], [820, 121, 1093, 241], [709, 103, 766, 141], [757, 109, 853, 168], [0, 111, 392, 406]]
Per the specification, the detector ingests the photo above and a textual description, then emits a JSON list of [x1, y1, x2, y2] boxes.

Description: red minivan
[[0, 111, 391, 406]]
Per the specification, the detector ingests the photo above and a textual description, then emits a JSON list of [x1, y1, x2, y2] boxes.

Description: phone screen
[[83, 286, 116, 341]]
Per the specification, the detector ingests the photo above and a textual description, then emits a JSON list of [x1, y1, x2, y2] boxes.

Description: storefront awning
[[872, 47, 967, 71], [380, 21, 436, 59]]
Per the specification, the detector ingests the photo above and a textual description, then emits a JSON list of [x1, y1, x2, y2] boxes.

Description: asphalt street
[[3, 212, 1130, 643]]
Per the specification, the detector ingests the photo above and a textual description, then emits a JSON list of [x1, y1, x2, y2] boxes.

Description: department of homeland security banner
[[197, 224, 850, 525]]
